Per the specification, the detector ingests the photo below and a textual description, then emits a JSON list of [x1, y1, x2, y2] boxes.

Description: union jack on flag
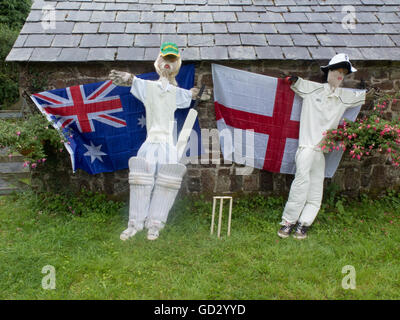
[[30, 64, 201, 175], [32, 80, 126, 133]]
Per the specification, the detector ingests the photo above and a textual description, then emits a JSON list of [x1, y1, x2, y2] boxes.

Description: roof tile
[[274, 23, 302, 33], [107, 34, 135, 47], [177, 23, 202, 33], [282, 12, 309, 22], [291, 34, 319, 46], [151, 23, 177, 33], [65, 10, 92, 22], [99, 23, 126, 33], [181, 47, 201, 60], [251, 23, 277, 33], [228, 46, 257, 59], [52, 34, 82, 47], [91, 11, 117, 22], [189, 12, 214, 22], [6, 48, 33, 61], [125, 23, 151, 33], [161, 34, 188, 46], [240, 34, 267, 46], [87, 48, 117, 61], [116, 11, 141, 22], [141, 11, 164, 22], [255, 46, 284, 59], [188, 34, 215, 46], [307, 46, 337, 59], [282, 46, 311, 59], [202, 23, 228, 33], [213, 12, 237, 22], [200, 46, 228, 60], [72, 23, 100, 34], [165, 12, 189, 22], [227, 22, 253, 33], [30, 48, 61, 61], [144, 47, 161, 60], [80, 34, 109, 48], [266, 34, 293, 46], [58, 48, 89, 62], [116, 47, 145, 61], [259, 12, 284, 22], [215, 34, 240, 45], [24, 34, 54, 47], [134, 34, 161, 47]]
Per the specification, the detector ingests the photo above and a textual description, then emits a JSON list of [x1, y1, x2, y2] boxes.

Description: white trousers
[[137, 141, 178, 168], [128, 141, 185, 231], [281, 147, 325, 227]]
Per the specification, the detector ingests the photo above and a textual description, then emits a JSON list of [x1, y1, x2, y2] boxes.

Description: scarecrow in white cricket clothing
[[109, 42, 199, 241], [278, 53, 367, 240]]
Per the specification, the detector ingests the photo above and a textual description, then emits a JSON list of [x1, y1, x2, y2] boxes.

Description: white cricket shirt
[[291, 77, 366, 148], [131, 77, 192, 143]]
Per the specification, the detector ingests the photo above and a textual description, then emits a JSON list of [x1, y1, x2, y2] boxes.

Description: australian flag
[[30, 64, 201, 174]]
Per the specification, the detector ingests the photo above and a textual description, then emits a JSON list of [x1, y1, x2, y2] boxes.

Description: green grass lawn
[[0, 190, 399, 300]]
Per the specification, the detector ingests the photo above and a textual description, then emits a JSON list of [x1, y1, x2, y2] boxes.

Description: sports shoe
[[293, 224, 309, 240], [277, 221, 296, 238], [120, 226, 140, 241], [147, 228, 160, 241]]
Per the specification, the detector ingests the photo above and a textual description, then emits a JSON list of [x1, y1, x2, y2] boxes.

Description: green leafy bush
[[0, 24, 20, 106], [0, 0, 32, 109], [0, 113, 66, 167], [0, 0, 32, 29]]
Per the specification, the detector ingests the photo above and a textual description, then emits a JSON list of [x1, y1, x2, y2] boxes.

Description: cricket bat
[[176, 85, 205, 161]]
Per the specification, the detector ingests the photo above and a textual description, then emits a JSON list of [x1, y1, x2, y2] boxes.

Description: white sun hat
[[320, 53, 357, 74]]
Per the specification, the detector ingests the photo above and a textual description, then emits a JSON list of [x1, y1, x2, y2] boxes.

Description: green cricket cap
[[160, 42, 180, 57]]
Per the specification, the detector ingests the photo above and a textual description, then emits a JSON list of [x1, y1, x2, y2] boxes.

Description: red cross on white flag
[[212, 64, 362, 178]]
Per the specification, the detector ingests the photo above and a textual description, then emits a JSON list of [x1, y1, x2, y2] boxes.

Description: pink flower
[[16, 131, 21, 136], [388, 148, 392, 153], [42, 158, 47, 162], [357, 155, 361, 160], [31, 163, 37, 169]]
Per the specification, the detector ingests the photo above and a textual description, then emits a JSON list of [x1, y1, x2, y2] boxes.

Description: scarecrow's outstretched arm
[[109, 70, 134, 86]]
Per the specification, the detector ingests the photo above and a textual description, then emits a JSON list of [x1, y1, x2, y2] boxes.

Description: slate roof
[[6, 0, 400, 62]]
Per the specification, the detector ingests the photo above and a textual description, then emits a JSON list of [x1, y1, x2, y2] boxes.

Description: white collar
[[156, 79, 174, 92], [324, 83, 340, 97]]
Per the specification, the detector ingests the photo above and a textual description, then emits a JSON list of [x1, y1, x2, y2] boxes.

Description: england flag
[[212, 64, 362, 178]]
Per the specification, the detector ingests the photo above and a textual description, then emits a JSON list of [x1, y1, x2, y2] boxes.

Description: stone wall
[[18, 59, 400, 199]]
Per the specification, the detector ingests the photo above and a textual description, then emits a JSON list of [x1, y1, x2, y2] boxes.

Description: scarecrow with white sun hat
[[109, 42, 199, 241], [278, 53, 367, 240]]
